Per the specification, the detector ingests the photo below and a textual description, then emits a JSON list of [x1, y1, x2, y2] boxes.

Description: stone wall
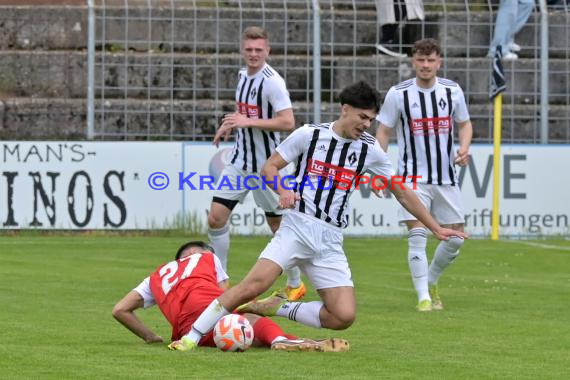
[[0, 3, 567, 142]]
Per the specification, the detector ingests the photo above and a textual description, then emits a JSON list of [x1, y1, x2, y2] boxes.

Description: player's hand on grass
[[432, 227, 468, 241], [144, 334, 164, 344]]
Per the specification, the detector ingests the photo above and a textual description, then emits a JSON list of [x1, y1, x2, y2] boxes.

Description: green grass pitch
[[0, 235, 568, 379]]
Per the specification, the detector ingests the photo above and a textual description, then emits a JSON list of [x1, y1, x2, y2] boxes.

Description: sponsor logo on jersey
[[237, 102, 261, 119], [307, 159, 356, 186], [410, 116, 451, 136]]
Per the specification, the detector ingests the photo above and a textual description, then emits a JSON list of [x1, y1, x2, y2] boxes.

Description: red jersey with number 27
[[147, 252, 226, 340]]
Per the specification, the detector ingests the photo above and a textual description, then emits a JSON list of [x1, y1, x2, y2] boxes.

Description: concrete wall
[[0, 4, 568, 141]]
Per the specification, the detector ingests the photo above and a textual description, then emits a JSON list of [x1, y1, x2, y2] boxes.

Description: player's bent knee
[[327, 317, 355, 330], [207, 213, 227, 229], [447, 236, 464, 251], [325, 310, 355, 330], [339, 312, 356, 329]]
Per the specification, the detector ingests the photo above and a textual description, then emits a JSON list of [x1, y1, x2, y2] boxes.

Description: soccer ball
[[213, 314, 254, 352]]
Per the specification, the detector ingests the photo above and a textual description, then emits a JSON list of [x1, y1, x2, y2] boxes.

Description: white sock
[[408, 227, 430, 302], [271, 336, 288, 344], [276, 301, 323, 328], [285, 266, 302, 288], [208, 224, 230, 270], [428, 236, 463, 285], [183, 299, 229, 344]]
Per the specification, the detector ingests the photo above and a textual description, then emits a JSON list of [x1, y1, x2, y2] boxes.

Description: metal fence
[[82, 0, 570, 143]]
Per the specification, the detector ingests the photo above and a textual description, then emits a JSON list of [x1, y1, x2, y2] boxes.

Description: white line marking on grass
[[504, 240, 570, 251]]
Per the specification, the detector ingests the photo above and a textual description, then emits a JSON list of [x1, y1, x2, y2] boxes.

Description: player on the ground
[[112, 241, 348, 352], [168, 81, 468, 351], [207, 26, 305, 301], [376, 38, 473, 311]]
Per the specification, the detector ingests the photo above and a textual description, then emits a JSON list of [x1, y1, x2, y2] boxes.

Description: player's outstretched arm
[[112, 291, 163, 344], [389, 182, 468, 241]]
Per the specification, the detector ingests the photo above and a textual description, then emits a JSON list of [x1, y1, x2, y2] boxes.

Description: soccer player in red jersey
[[112, 241, 347, 352]]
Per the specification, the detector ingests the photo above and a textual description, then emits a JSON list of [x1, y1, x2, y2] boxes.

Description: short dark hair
[[242, 26, 269, 42], [338, 81, 381, 113], [412, 38, 442, 56], [175, 241, 215, 260]]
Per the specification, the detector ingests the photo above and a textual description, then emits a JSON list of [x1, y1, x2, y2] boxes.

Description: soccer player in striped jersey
[[207, 26, 305, 301], [168, 81, 467, 351], [376, 38, 473, 311], [113, 241, 348, 352]]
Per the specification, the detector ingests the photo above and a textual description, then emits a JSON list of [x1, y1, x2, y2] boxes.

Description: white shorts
[[398, 183, 465, 225], [213, 164, 281, 215], [259, 210, 354, 290]]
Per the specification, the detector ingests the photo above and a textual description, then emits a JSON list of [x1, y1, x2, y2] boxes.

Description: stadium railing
[[1, 0, 568, 143]]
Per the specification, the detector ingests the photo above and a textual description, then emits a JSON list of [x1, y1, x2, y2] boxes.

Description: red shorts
[[172, 286, 223, 346]]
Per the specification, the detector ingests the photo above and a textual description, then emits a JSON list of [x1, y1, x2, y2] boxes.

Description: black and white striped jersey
[[276, 123, 395, 229], [229, 63, 292, 173], [377, 77, 470, 186]]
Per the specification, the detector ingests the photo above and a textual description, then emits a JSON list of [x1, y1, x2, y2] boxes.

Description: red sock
[[252, 317, 297, 347]]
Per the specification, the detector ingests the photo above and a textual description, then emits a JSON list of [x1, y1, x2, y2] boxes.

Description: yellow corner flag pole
[[490, 46, 505, 241], [491, 94, 502, 240]]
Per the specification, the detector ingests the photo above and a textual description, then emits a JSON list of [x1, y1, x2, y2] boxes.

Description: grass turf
[[0, 235, 568, 379]]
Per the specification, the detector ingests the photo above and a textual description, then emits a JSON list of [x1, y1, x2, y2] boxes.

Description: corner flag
[[490, 46, 506, 100], [490, 45, 506, 240]]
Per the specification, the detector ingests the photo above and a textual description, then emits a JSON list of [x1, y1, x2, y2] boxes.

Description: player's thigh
[[431, 185, 465, 225], [398, 183, 433, 222], [219, 259, 282, 307], [240, 258, 283, 290], [317, 286, 356, 322]]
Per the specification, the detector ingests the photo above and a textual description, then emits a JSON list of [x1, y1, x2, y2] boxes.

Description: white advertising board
[[182, 143, 570, 237], [1, 141, 568, 236], [0, 142, 182, 229]]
